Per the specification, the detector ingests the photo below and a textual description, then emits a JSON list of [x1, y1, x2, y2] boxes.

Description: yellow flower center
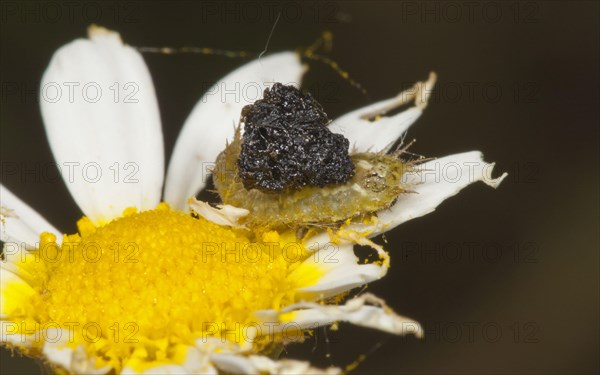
[[9, 204, 322, 372]]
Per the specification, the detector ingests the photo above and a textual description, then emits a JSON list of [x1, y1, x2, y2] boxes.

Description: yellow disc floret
[[10, 204, 322, 372]]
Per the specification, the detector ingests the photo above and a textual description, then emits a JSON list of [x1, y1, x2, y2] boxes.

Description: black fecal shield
[[238, 83, 355, 193]]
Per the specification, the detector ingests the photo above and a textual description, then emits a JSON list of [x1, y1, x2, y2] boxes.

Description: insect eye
[[237, 83, 355, 193]]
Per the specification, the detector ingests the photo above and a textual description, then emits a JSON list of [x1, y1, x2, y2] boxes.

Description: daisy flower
[[0, 26, 507, 374]]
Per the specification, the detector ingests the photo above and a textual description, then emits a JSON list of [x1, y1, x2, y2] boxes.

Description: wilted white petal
[[121, 365, 189, 375], [180, 346, 218, 375], [353, 151, 507, 236], [210, 354, 257, 375], [329, 72, 436, 153], [0, 321, 39, 348], [189, 198, 249, 228], [40, 26, 164, 224], [121, 345, 217, 375], [43, 337, 110, 374], [164, 52, 307, 210], [255, 293, 423, 338], [0, 184, 61, 247], [210, 354, 341, 375], [292, 244, 386, 300]]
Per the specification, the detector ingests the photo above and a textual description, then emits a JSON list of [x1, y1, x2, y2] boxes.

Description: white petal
[[291, 244, 386, 300], [286, 305, 423, 337], [121, 346, 217, 375], [0, 267, 36, 319], [0, 316, 47, 350], [255, 293, 423, 338], [180, 346, 218, 375], [0, 320, 38, 348], [121, 365, 190, 375], [210, 354, 341, 375], [353, 151, 508, 236], [189, 198, 249, 228], [43, 337, 110, 374], [329, 72, 436, 153], [42, 335, 75, 370], [0, 184, 61, 247], [1, 241, 43, 287], [164, 52, 307, 210], [40, 26, 164, 224], [210, 354, 258, 375]]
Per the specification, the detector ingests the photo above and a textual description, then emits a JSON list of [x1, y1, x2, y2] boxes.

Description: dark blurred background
[[1, 1, 598, 374]]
